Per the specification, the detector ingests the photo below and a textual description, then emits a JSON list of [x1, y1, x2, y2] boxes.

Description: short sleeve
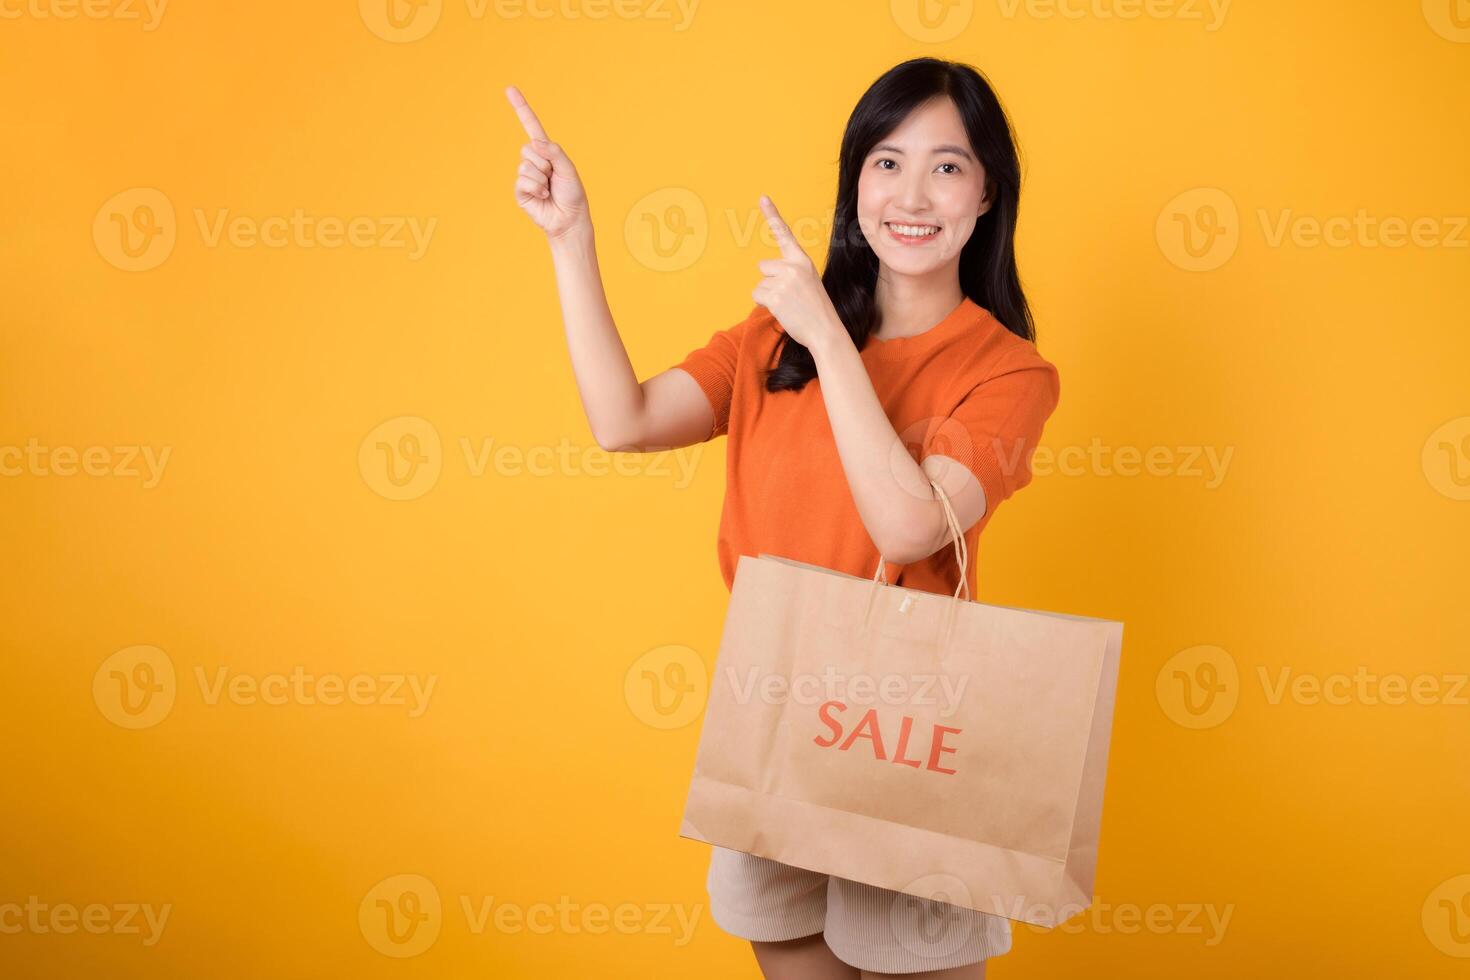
[[921, 350, 1061, 517], [673, 305, 763, 440]]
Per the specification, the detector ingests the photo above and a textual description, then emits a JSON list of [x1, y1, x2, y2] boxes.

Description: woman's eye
[[875, 158, 897, 171], [937, 162, 960, 175]]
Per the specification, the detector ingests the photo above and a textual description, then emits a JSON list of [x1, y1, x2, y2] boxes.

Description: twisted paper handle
[[862, 478, 973, 650]]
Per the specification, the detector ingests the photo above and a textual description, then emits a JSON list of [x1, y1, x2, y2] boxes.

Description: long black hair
[[766, 57, 1033, 393]]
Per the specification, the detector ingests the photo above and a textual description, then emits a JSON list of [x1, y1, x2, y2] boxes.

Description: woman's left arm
[[807, 320, 987, 565], [752, 197, 985, 565]]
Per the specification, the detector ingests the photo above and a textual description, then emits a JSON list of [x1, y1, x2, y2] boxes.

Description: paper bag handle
[[868, 477, 970, 600], [860, 478, 971, 652]]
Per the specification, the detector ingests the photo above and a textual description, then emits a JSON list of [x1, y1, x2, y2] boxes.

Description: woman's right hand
[[505, 85, 591, 242]]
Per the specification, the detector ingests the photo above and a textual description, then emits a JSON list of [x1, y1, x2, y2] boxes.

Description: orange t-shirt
[[674, 295, 1061, 598]]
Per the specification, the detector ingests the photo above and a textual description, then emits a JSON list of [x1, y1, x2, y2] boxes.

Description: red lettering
[[926, 725, 962, 775], [813, 699, 847, 747], [838, 708, 887, 760], [813, 702, 960, 774], [892, 715, 922, 768]]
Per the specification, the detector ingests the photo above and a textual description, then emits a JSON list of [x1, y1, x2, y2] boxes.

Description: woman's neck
[[872, 266, 965, 340]]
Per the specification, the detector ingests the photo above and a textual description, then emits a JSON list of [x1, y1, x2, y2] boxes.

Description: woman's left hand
[[752, 195, 845, 351]]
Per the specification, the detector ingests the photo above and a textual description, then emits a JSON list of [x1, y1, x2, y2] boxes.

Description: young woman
[[508, 57, 1060, 980]]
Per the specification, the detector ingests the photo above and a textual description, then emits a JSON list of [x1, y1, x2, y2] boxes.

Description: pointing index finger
[[759, 194, 806, 263], [505, 85, 550, 143]]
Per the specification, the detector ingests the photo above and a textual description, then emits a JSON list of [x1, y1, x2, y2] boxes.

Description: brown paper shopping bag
[[679, 479, 1123, 928]]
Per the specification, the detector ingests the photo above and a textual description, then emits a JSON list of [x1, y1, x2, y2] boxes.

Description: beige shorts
[[706, 846, 1011, 974]]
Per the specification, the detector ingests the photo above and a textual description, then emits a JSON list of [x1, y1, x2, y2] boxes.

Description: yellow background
[[3, 0, 1468, 976]]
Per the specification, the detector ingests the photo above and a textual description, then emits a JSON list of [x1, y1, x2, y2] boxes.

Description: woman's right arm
[[507, 85, 715, 453]]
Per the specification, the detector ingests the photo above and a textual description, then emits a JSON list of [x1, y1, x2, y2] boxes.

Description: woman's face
[[856, 96, 990, 278]]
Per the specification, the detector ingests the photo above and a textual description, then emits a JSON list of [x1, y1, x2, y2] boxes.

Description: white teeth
[[889, 223, 939, 236]]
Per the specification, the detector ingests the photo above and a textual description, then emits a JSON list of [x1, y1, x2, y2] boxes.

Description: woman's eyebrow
[[870, 142, 976, 162]]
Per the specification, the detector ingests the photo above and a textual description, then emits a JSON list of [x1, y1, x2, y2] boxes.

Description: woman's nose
[[897, 173, 930, 212]]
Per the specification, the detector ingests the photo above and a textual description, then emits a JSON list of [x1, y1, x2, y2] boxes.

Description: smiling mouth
[[885, 221, 941, 243]]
